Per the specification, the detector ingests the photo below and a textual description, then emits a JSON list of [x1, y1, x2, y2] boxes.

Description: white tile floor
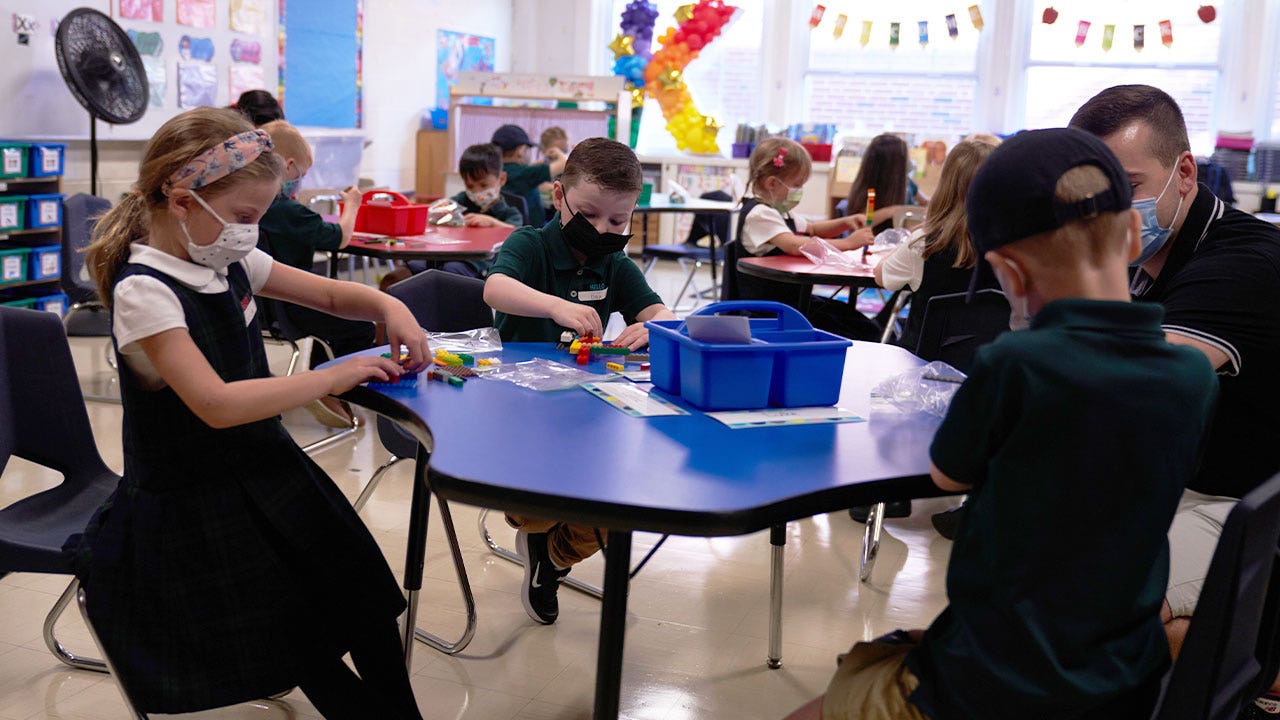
[[0, 263, 957, 719]]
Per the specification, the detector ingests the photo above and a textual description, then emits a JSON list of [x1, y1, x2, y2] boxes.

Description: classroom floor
[[0, 262, 957, 720]]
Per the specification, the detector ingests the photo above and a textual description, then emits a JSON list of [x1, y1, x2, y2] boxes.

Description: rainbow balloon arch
[[610, 0, 740, 154]]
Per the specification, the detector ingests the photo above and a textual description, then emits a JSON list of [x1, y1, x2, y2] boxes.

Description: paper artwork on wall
[[127, 29, 164, 56], [229, 64, 266, 99], [142, 56, 167, 107], [177, 0, 217, 29], [178, 61, 217, 108], [436, 30, 496, 111], [231, 38, 262, 63], [230, 0, 267, 35], [118, 0, 163, 22], [179, 35, 215, 61]]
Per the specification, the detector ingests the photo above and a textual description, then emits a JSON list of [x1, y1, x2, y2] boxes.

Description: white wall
[[358, 0, 514, 190]]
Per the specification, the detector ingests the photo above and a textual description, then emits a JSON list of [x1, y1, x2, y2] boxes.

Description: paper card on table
[[621, 370, 651, 382], [685, 315, 752, 344], [581, 382, 689, 417], [705, 406, 865, 429]]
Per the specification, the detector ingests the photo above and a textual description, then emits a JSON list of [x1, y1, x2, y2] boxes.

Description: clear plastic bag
[[427, 198, 464, 226], [798, 236, 862, 270], [425, 327, 502, 354], [480, 357, 604, 392], [870, 361, 967, 417], [872, 227, 912, 248]]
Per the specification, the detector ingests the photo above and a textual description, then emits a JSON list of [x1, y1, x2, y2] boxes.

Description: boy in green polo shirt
[[785, 128, 1218, 720], [492, 124, 566, 228], [484, 137, 676, 624]]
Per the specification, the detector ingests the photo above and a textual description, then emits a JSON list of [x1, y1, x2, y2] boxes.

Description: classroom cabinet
[[0, 149, 68, 317]]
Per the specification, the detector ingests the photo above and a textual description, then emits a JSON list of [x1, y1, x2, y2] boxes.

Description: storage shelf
[[0, 277, 59, 291], [0, 227, 59, 240], [0, 177, 61, 191]]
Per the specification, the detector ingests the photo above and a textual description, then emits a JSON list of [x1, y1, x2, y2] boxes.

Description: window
[[801, 0, 986, 140], [1023, 1, 1223, 152]]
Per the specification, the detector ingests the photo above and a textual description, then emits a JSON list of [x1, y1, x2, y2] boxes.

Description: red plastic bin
[[801, 143, 833, 162], [353, 190, 428, 236]]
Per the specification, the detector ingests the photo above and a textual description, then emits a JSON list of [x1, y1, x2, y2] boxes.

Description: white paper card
[[685, 315, 752, 344], [581, 381, 689, 417], [704, 405, 865, 429]]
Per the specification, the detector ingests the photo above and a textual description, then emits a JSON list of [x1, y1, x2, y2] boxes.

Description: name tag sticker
[[578, 288, 608, 302]]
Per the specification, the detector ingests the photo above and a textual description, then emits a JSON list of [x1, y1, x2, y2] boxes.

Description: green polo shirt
[[488, 212, 663, 342], [502, 161, 552, 227], [906, 299, 1217, 720], [257, 195, 343, 271]]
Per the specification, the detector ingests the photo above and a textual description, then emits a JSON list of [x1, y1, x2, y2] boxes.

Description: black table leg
[[328, 251, 340, 279], [797, 283, 814, 315], [401, 444, 432, 668], [594, 530, 633, 720]]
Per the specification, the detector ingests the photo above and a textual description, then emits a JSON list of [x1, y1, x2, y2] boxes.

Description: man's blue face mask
[[1130, 165, 1182, 267]]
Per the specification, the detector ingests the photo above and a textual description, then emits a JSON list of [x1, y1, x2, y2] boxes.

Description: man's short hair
[[458, 143, 503, 183], [560, 138, 643, 194], [1069, 84, 1190, 167]]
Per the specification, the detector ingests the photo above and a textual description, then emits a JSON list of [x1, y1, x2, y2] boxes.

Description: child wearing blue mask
[[483, 137, 676, 625], [73, 107, 429, 719], [256, 120, 375, 426]]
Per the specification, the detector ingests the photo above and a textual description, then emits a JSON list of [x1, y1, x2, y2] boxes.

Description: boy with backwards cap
[[784, 128, 1218, 720]]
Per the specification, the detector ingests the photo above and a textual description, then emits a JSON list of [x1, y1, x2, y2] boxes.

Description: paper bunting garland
[[1134, 24, 1145, 51], [833, 13, 847, 39], [860, 20, 873, 46], [918, 20, 929, 47], [1160, 19, 1173, 47], [1075, 20, 1091, 47], [889, 22, 900, 48], [809, 4, 825, 29], [946, 14, 958, 38], [1101, 24, 1114, 51], [968, 5, 983, 30]]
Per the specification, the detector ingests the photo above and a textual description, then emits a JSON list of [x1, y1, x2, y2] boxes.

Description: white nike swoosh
[[530, 561, 543, 588]]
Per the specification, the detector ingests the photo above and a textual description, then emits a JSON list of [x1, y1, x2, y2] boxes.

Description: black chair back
[[913, 290, 1010, 374], [60, 194, 111, 306], [501, 191, 531, 227], [684, 189, 732, 249], [385, 269, 492, 332], [0, 307, 118, 571], [1153, 472, 1280, 720]]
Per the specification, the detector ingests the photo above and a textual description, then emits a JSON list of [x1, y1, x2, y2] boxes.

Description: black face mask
[[561, 197, 632, 260]]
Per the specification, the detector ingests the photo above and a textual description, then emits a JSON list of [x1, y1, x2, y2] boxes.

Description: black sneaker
[[516, 530, 570, 625], [848, 501, 912, 523], [931, 503, 968, 540]]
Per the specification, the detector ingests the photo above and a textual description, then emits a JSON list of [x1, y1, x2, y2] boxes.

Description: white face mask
[[181, 189, 258, 271], [466, 186, 500, 209]]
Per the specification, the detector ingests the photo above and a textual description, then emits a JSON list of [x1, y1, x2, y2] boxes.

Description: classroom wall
[[358, 0, 514, 191]]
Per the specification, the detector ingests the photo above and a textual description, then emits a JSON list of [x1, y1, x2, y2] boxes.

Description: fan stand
[[90, 116, 98, 197]]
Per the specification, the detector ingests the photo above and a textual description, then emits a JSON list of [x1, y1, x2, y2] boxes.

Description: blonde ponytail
[[85, 191, 150, 308]]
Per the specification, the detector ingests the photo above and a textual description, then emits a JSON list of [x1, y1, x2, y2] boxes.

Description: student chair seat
[[60, 194, 120, 403], [641, 190, 731, 312], [0, 306, 118, 676], [1151, 471, 1280, 720], [858, 289, 1010, 583]]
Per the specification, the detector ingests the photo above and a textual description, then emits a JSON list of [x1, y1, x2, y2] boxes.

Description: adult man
[[1071, 84, 1280, 715]]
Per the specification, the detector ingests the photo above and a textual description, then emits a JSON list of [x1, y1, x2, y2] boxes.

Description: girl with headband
[[73, 107, 428, 719]]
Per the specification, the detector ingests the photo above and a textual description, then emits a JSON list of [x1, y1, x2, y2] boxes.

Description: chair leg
[[76, 588, 150, 720], [477, 508, 605, 599], [353, 455, 406, 513], [44, 578, 107, 673], [283, 338, 303, 377], [413, 494, 477, 655], [767, 524, 785, 669], [859, 502, 886, 582], [669, 258, 703, 313]]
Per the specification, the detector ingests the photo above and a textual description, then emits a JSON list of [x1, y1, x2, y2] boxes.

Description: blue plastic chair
[[0, 306, 117, 673]]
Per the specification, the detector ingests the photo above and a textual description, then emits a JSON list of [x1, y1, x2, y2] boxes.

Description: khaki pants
[[822, 639, 926, 720], [505, 514, 606, 568]]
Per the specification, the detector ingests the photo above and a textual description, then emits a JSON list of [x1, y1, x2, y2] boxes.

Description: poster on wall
[[436, 30, 495, 112], [177, 0, 217, 29], [118, 0, 163, 22], [229, 64, 266, 99], [143, 56, 167, 107], [179, 35, 215, 61], [229, 0, 267, 35], [177, 61, 217, 108]]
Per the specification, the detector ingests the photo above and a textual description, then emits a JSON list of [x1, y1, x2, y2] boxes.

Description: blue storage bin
[[0, 142, 28, 179], [33, 291, 68, 317], [25, 193, 63, 228], [645, 301, 852, 410], [27, 142, 66, 177], [0, 195, 25, 232], [0, 247, 29, 285], [29, 245, 59, 280]]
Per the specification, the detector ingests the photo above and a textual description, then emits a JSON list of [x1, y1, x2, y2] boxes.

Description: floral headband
[[772, 147, 789, 168], [162, 129, 273, 196]]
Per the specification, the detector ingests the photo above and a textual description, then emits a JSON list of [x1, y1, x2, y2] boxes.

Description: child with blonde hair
[[73, 107, 427, 719], [727, 137, 879, 340]]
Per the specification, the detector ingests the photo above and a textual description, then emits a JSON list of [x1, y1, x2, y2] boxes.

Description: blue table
[[338, 341, 943, 719]]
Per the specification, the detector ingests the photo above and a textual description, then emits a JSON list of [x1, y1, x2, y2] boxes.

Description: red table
[[328, 225, 514, 277], [737, 251, 883, 313]]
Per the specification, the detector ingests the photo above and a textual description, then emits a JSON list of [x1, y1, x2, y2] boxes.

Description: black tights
[[297, 621, 423, 720]]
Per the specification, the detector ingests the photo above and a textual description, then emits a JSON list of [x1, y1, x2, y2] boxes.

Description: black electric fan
[[54, 7, 149, 196]]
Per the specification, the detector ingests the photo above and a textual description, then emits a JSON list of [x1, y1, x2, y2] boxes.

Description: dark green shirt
[[257, 195, 343, 271], [488, 212, 663, 342], [449, 191, 523, 226], [908, 298, 1217, 720], [502, 161, 552, 227]]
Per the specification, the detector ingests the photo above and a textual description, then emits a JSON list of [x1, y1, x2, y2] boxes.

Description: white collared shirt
[[740, 200, 809, 256], [113, 243, 274, 387]]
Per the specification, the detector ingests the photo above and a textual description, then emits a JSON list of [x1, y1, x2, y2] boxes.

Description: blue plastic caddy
[[645, 301, 852, 410]]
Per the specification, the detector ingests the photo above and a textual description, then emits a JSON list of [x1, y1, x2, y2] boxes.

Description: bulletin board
[[279, 0, 360, 128], [0, 0, 277, 141]]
